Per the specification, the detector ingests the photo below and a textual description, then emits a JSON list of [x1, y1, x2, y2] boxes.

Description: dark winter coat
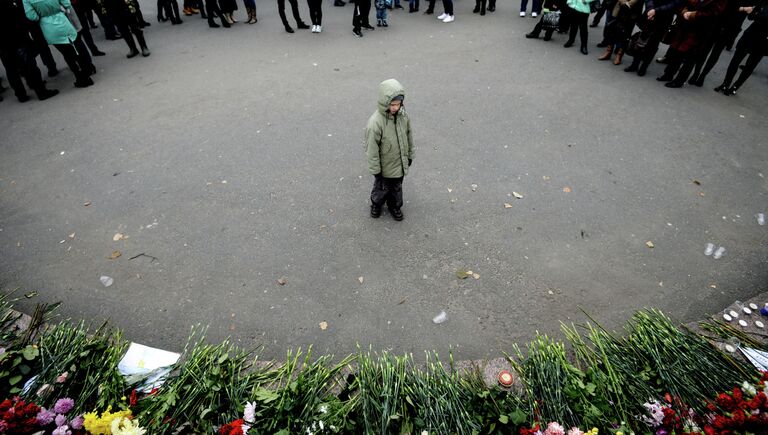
[[669, 0, 728, 52]]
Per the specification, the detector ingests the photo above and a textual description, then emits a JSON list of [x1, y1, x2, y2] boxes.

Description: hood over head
[[377, 79, 406, 115]]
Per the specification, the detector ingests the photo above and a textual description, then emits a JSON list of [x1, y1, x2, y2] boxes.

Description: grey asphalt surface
[[1, 2, 767, 360]]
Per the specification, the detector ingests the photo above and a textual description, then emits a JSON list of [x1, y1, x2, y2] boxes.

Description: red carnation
[[732, 387, 743, 403], [129, 389, 138, 407], [219, 419, 245, 435], [731, 409, 746, 427], [716, 393, 735, 410]]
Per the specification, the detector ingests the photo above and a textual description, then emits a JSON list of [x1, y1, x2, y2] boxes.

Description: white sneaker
[[531, 11, 537, 17], [437, 12, 447, 19], [311, 25, 317, 32], [317, 25, 322, 32], [519, 11, 526, 16], [442, 14, 454, 22]]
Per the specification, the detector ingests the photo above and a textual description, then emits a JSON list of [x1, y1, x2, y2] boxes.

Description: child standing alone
[[375, 0, 391, 26], [365, 79, 415, 221]]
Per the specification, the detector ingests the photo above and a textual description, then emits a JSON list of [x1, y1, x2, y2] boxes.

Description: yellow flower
[[83, 407, 133, 435], [617, 432, 624, 435]]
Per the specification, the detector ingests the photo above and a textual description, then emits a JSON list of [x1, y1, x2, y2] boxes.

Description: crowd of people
[[0, 0, 765, 103], [523, 0, 767, 94]]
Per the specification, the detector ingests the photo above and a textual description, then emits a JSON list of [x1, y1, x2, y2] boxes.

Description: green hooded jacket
[[365, 79, 415, 178]]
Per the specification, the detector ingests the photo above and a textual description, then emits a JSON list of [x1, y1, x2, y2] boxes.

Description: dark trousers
[[721, 39, 764, 89], [663, 47, 698, 82], [74, 5, 101, 55], [629, 13, 673, 71], [565, 8, 588, 47], [0, 45, 46, 98], [691, 31, 728, 83], [371, 176, 403, 209], [425, 0, 450, 13], [308, 0, 322, 24], [116, 15, 147, 51], [529, 17, 556, 38], [279, 0, 305, 27], [53, 42, 90, 82], [353, 0, 371, 30], [520, 0, 540, 13], [29, 25, 57, 72], [206, 0, 224, 22]]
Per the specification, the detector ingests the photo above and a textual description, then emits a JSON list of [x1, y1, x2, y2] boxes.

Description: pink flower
[[55, 372, 69, 384], [36, 408, 56, 426], [544, 422, 565, 435], [567, 428, 584, 435], [55, 414, 68, 427], [52, 424, 71, 435], [70, 415, 84, 430], [53, 398, 74, 414]]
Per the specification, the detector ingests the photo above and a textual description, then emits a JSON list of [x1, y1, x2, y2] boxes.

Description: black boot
[[580, 44, 588, 55], [125, 35, 140, 58], [136, 33, 151, 56], [35, 87, 59, 101], [221, 13, 231, 27], [624, 60, 639, 72], [525, 31, 539, 39], [370, 204, 382, 218], [563, 39, 574, 47], [389, 208, 403, 221]]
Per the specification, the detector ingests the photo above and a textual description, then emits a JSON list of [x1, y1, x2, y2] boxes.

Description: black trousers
[[353, 0, 371, 30], [308, 0, 322, 24], [74, 4, 101, 54], [28, 25, 57, 71], [663, 47, 699, 82], [721, 37, 764, 89], [279, 0, 305, 27], [529, 17, 556, 39], [53, 42, 90, 82], [371, 176, 403, 209], [565, 8, 588, 47], [116, 15, 147, 50], [629, 13, 673, 71], [206, 0, 224, 22], [0, 45, 46, 98]]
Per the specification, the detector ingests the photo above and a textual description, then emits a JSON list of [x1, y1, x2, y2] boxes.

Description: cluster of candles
[[722, 301, 768, 329]]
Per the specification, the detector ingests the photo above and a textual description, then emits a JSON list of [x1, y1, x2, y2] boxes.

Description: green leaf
[[585, 382, 596, 395], [389, 414, 400, 420], [200, 408, 212, 419], [498, 414, 509, 424], [405, 395, 414, 407], [9, 387, 20, 394], [255, 388, 278, 403], [217, 353, 229, 364], [510, 409, 527, 425], [274, 430, 290, 435], [19, 365, 30, 375], [22, 346, 39, 361], [8, 375, 22, 385]]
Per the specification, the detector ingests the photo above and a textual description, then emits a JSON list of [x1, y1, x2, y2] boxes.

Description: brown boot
[[598, 45, 613, 61], [613, 48, 624, 65]]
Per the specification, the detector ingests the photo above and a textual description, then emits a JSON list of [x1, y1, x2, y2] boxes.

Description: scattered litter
[[60, 151, 65, 155], [646, 241, 655, 249], [129, 253, 158, 262], [757, 213, 766, 226], [319, 321, 328, 330], [68, 233, 75, 239], [704, 243, 715, 256], [456, 269, 471, 279], [24, 291, 38, 298], [432, 311, 447, 324], [422, 274, 428, 279], [739, 114, 745, 118], [59, 240, 66, 244], [100, 276, 114, 287], [358, 276, 364, 284], [470, 184, 478, 192], [548, 290, 554, 295], [472, 273, 480, 280], [497, 370, 514, 387], [692, 180, 701, 185], [113, 233, 125, 241], [83, 201, 91, 206], [277, 278, 287, 286], [713, 246, 726, 259], [504, 203, 513, 209], [118, 342, 180, 393], [563, 187, 572, 193], [512, 192, 523, 199], [108, 250, 122, 260]]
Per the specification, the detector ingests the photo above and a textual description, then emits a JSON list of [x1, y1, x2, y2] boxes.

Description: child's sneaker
[[437, 12, 447, 19], [442, 14, 454, 22], [317, 25, 322, 32]]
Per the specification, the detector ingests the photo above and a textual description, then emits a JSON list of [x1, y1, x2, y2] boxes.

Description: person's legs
[[370, 176, 386, 216], [425, 0, 435, 13], [532, 0, 541, 14], [75, 6, 105, 55], [718, 44, 749, 89], [659, 48, 682, 80], [520, 0, 528, 13], [384, 177, 404, 219], [13, 45, 58, 100], [289, 0, 308, 26], [731, 52, 764, 89], [360, 0, 372, 25], [54, 43, 92, 86], [0, 50, 29, 101], [443, 0, 452, 15], [487, 0, 494, 11], [577, 11, 588, 52], [169, 0, 183, 23], [29, 26, 58, 75], [72, 35, 95, 74], [526, 18, 544, 37], [696, 38, 727, 84]]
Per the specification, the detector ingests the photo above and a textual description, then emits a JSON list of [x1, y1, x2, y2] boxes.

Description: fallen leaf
[[277, 278, 287, 286], [113, 233, 124, 241], [504, 203, 513, 209], [83, 201, 91, 206], [543, 176, 551, 180], [646, 241, 655, 249], [319, 321, 328, 330], [358, 276, 364, 284], [447, 188, 453, 193], [513, 192, 523, 199], [397, 298, 407, 305], [472, 273, 480, 280], [563, 187, 572, 193], [108, 250, 122, 260], [692, 180, 701, 186], [456, 269, 470, 279], [68, 233, 75, 239], [699, 192, 705, 197]]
